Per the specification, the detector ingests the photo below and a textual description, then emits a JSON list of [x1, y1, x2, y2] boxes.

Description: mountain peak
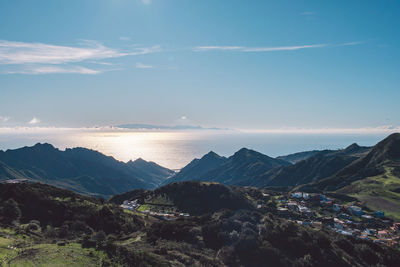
[[133, 157, 147, 163], [202, 151, 222, 160], [31, 143, 57, 151], [373, 132, 400, 160], [233, 148, 262, 158], [343, 143, 360, 153]]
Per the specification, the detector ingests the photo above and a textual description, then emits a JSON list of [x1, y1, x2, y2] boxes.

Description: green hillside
[[2, 181, 400, 266], [337, 166, 400, 220]]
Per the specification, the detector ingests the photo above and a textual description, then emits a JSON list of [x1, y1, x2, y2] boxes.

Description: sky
[[1, 0, 400, 131]]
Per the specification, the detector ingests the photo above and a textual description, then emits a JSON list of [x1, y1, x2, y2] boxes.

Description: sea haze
[[0, 128, 391, 169]]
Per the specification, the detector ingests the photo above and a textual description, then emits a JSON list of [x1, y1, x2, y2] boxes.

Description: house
[[337, 229, 353, 236], [340, 213, 352, 220], [378, 230, 390, 238], [374, 211, 385, 218], [365, 229, 376, 235], [292, 192, 303, 199], [361, 214, 373, 221], [321, 200, 333, 206], [332, 204, 341, 212], [287, 201, 298, 210], [347, 206, 363, 216], [320, 195, 329, 202], [312, 221, 322, 228], [277, 207, 289, 216], [334, 218, 345, 229]]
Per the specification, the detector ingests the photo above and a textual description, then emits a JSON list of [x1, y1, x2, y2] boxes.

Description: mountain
[[306, 134, 400, 192], [0, 143, 173, 198], [250, 144, 370, 188], [162, 151, 228, 185], [296, 133, 400, 219], [127, 158, 175, 187], [163, 148, 291, 186], [277, 150, 321, 164]]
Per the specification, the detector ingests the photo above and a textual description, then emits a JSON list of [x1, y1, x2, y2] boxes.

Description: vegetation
[[338, 166, 400, 219], [2, 181, 398, 266]]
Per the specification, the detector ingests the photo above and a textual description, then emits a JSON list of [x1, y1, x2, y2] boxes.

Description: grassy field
[[337, 166, 400, 220], [0, 228, 111, 267]]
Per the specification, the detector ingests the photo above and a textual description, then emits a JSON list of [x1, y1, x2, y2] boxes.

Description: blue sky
[[1, 0, 400, 130]]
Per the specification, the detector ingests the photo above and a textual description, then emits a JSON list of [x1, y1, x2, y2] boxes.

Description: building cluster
[[120, 199, 190, 220], [120, 199, 140, 211], [276, 192, 399, 247]]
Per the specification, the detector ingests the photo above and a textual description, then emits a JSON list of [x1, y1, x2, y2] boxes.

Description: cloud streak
[[29, 117, 40, 125], [0, 116, 10, 123], [240, 126, 400, 135], [0, 40, 160, 74], [193, 42, 360, 52], [135, 62, 153, 69], [7, 66, 101, 75], [0, 40, 159, 65]]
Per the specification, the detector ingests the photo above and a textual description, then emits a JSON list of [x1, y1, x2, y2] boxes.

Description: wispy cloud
[[8, 66, 101, 75], [0, 40, 160, 74], [0, 116, 10, 123], [0, 40, 159, 64], [300, 11, 315, 16], [193, 42, 361, 52], [240, 125, 400, 135], [141, 0, 152, 5], [135, 62, 153, 69], [28, 117, 40, 125], [119, 36, 131, 41], [338, 41, 364, 46]]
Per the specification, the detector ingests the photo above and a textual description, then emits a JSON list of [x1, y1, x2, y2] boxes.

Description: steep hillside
[[277, 150, 321, 164], [308, 133, 400, 192], [164, 148, 290, 186], [251, 144, 370, 188], [208, 148, 291, 185], [0, 143, 173, 198], [299, 133, 400, 219], [127, 158, 175, 187], [162, 151, 227, 185]]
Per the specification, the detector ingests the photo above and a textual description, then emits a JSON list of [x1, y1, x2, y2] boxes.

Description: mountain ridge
[[0, 143, 173, 198]]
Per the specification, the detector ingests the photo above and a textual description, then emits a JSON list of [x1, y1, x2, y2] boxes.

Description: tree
[[0, 199, 21, 225]]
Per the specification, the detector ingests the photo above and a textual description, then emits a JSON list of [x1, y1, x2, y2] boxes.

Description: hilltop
[[0, 143, 174, 198]]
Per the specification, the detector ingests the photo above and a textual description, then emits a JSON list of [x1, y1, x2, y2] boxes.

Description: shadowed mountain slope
[[250, 144, 370, 188], [277, 150, 321, 164], [304, 133, 400, 192], [163, 148, 290, 186], [0, 143, 173, 197], [162, 151, 228, 185]]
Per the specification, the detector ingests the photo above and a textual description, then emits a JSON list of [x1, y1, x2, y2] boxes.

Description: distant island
[[116, 123, 229, 131]]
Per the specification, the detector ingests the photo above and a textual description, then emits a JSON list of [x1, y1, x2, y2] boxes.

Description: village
[[119, 189, 400, 248], [120, 199, 190, 221], [272, 191, 400, 247]]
